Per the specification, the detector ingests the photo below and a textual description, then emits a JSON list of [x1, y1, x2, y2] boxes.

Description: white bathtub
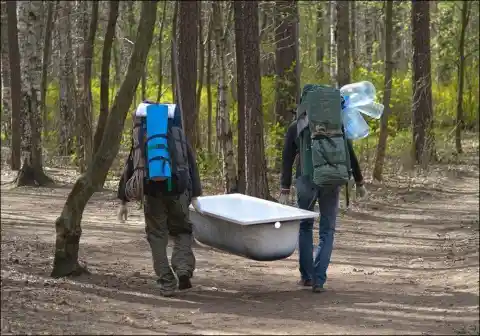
[[189, 193, 318, 261]]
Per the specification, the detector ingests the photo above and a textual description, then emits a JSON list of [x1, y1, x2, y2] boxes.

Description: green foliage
[[33, 0, 479, 179]]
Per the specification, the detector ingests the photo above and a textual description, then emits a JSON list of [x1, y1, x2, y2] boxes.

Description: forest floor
[[1, 138, 479, 335]]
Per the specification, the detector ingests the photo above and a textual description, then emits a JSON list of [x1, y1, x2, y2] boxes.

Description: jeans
[[295, 175, 340, 287]]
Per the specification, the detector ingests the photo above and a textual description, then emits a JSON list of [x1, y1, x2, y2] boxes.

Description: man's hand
[[117, 203, 128, 223], [191, 197, 203, 214], [278, 188, 290, 205], [356, 183, 368, 199]]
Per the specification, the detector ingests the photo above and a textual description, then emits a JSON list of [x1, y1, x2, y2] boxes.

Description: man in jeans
[[279, 118, 366, 292]]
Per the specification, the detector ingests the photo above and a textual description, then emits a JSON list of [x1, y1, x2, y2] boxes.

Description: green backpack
[[296, 84, 351, 188]]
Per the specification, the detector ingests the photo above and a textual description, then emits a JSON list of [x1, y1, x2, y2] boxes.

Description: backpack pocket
[[311, 136, 350, 187], [152, 126, 190, 197]]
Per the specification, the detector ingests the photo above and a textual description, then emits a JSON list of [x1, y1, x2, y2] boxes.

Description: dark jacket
[[117, 140, 202, 202], [280, 120, 364, 189]]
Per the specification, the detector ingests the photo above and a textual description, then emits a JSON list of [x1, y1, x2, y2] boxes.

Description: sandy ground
[[1, 144, 479, 335]]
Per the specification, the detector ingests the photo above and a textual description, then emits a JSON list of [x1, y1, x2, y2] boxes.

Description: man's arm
[[117, 149, 134, 204], [280, 121, 299, 190], [346, 139, 364, 185]]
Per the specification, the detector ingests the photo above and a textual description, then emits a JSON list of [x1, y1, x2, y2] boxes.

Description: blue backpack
[[124, 101, 190, 200]]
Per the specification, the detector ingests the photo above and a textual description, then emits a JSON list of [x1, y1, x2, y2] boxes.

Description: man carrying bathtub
[[279, 105, 367, 293], [117, 102, 203, 297]]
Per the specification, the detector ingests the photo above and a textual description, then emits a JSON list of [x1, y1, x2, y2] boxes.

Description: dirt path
[[1, 151, 479, 334]]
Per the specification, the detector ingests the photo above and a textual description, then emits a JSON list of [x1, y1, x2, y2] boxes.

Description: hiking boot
[[312, 285, 326, 293], [178, 274, 192, 290], [156, 279, 176, 297], [298, 279, 314, 287]]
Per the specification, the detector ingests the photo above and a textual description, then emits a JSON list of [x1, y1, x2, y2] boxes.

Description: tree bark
[[206, 12, 213, 155], [74, 1, 88, 171], [336, 1, 350, 87], [51, 1, 157, 278], [16, 0, 53, 186], [233, 0, 246, 194], [177, 0, 200, 150], [1, 1, 12, 149], [40, 1, 55, 137], [58, 1, 76, 157], [274, 0, 298, 168], [195, 5, 206, 148], [411, 0, 435, 166], [315, 2, 325, 77], [455, 1, 470, 154], [242, 1, 270, 199], [93, 0, 119, 156], [364, 1, 373, 72], [328, 1, 337, 84], [213, 1, 237, 194], [350, 1, 357, 71], [6, 0, 21, 170], [373, 0, 394, 181], [156, 0, 168, 102], [80, 1, 99, 169], [170, 1, 178, 103]]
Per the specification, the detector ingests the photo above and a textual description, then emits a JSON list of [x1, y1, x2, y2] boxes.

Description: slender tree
[[51, 1, 158, 278], [411, 0, 435, 166], [6, 0, 21, 170], [373, 0, 394, 181]]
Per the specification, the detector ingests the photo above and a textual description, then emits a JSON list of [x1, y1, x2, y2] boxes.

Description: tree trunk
[[336, 1, 350, 87], [364, 1, 373, 72], [394, 3, 408, 74], [274, 0, 298, 161], [58, 1, 76, 157], [156, 1, 168, 102], [74, 0, 88, 171], [16, 0, 53, 187], [195, 5, 206, 148], [213, 1, 237, 194], [206, 12, 213, 155], [141, 68, 147, 100], [6, 0, 21, 170], [315, 2, 325, 77], [372, 0, 393, 182], [40, 1, 55, 137], [170, 1, 178, 103], [177, 0, 200, 150], [51, 1, 157, 278], [127, 3, 138, 109], [455, 1, 470, 154], [1, 1, 12, 149], [328, 1, 337, 84], [112, 34, 121, 90], [233, 0, 246, 194], [93, 0, 119, 156], [350, 1, 357, 71], [80, 1, 99, 169], [242, 1, 270, 199], [411, 0, 435, 166]]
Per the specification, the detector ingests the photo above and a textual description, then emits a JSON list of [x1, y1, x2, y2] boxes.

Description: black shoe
[[178, 274, 192, 290], [298, 279, 314, 287], [312, 285, 326, 293], [156, 279, 176, 297]]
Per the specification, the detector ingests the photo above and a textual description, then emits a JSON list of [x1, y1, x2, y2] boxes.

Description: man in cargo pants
[[117, 141, 203, 297]]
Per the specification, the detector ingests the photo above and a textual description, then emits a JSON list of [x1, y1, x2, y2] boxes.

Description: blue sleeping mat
[[146, 104, 171, 181]]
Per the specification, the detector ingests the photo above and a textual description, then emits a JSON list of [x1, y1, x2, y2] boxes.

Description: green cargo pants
[[144, 191, 195, 289]]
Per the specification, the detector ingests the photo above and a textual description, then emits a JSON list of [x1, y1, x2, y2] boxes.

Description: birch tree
[[213, 1, 237, 193], [15, 0, 52, 186], [51, 1, 157, 278]]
